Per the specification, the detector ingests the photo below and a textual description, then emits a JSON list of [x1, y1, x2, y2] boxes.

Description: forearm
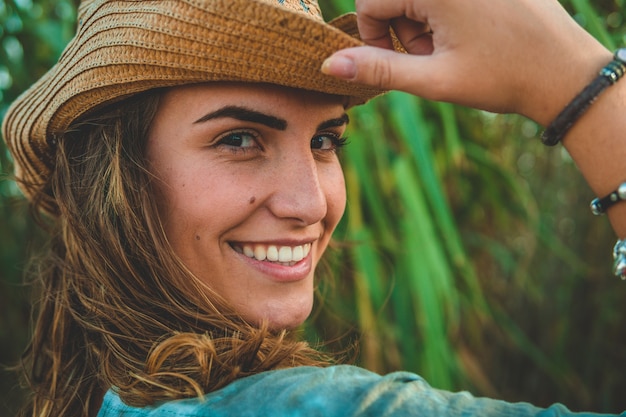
[[560, 74, 626, 236]]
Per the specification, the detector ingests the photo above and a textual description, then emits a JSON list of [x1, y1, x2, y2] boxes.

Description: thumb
[[321, 46, 434, 95]]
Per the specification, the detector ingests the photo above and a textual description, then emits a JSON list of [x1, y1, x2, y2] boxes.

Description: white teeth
[[253, 245, 267, 261], [278, 246, 292, 262], [292, 245, 303, 262], [236, 243, 311, 264], [267, 246, 279, 261]]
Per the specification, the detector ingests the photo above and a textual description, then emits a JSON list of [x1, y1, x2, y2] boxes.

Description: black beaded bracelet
[[541, 48, 626, 146], [590, 182, 626, 215]]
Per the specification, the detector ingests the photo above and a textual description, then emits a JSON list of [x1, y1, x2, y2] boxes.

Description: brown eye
[[311, 134, 348, 151], [218, 131, 257, 148]]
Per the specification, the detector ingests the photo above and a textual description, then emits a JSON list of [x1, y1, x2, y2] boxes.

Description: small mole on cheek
[[195, 235, 201, 241], [249, 196, 256, 204]]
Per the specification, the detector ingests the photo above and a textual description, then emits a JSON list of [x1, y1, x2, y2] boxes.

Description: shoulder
[[97, 365, 618, 417], [98, 365, 399, 417]]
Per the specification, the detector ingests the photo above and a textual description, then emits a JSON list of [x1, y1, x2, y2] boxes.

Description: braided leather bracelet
[[541, 48, 626, 146]]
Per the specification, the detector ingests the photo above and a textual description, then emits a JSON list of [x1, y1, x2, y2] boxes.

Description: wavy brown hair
[[19, 89, 334, 417]]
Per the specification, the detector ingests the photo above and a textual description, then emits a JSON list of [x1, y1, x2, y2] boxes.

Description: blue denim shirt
[[97, 365, 623, 417]]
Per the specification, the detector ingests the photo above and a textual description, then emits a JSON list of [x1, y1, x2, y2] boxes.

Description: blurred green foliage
[[1, 0, 625, 415], [315, 0, 626, 412], [1, 0, 78, 414]]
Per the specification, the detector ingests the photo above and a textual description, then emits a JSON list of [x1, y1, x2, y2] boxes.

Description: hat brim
[[2, 0, 385, 212]]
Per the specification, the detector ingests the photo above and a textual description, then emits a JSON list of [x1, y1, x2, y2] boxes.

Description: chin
[[250, 298, 313, 330]]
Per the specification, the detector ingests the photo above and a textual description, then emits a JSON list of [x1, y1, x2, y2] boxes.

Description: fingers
[[355, 0, 426, 49], [321, 46, 518, 115], [321, 1, 434, 93], [321, 46, 436, 95], [391, 16, 433, 55]]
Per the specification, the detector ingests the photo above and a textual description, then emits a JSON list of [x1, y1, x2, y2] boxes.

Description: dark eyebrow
[[317, 113, 350, 131], [194, 106, 287, 130]]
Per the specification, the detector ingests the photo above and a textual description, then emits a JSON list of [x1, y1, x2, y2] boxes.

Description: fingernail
[[321, 55, 356, 80]]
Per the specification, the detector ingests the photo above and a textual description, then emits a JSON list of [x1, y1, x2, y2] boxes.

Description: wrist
[[540, 49, 626, 146], [519, 45, 612, 127]]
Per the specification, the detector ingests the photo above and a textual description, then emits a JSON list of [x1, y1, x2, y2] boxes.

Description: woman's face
[[146, 83, 347, 329]]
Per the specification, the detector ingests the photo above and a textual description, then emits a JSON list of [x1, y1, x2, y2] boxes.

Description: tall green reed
[[314, 0, 626, 411]]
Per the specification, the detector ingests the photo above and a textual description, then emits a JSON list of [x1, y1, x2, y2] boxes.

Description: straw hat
[[1, 0, 388, 212]]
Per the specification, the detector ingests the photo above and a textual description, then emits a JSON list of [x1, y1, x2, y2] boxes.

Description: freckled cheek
[[174, 178, 257, 237], [154, 176, 216, 240]]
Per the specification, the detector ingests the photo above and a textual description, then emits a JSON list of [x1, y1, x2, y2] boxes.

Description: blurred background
[[1, 0, 625, 414]]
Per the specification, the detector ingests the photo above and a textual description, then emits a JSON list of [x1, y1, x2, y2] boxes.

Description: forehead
[[154, 82, 348, 125]]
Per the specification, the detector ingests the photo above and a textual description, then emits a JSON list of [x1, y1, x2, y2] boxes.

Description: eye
[[310, 134, 349, 151], [217, 131, 258, 149]]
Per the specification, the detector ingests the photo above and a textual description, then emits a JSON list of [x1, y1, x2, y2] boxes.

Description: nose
[[266, 153, 328, 225]]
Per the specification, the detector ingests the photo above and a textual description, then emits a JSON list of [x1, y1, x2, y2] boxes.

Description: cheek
[[161, 178, 253, 235], [323, 164, 347, 229], [151, 166, 235, 244]]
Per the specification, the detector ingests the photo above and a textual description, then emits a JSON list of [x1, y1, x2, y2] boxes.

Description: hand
[[322, 0, 611, 125]]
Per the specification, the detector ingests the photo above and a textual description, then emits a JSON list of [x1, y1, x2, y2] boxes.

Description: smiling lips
[[232, 243, 312, 266]]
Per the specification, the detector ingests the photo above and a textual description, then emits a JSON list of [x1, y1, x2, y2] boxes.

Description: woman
[[2, 0, 624, 416], [4, 1, 383, 415]]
